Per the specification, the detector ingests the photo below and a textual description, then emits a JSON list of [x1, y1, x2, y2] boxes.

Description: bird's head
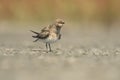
[[55, 18, 65, 28]]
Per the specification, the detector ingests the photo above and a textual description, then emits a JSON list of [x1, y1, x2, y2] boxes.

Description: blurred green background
[[0, 0, 120, 23]]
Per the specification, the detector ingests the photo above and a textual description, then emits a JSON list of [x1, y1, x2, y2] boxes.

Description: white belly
[[44, 37, 58, 43], [39, 32, 60, 43]]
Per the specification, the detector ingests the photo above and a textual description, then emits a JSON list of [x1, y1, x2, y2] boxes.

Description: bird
[[30, 19, 65, 52]]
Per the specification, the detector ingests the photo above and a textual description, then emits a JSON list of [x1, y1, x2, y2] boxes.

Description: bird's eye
[[62, 22, 65, 24]]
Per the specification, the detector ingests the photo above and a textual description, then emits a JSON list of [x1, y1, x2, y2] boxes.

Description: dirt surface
[[0, 23, 120, 80]]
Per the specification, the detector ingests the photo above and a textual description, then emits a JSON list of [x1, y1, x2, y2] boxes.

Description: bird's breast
[[45, 33, 59, 43]]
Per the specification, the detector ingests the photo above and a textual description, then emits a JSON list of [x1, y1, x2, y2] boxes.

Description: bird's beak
[[62, 21, 65, 24]]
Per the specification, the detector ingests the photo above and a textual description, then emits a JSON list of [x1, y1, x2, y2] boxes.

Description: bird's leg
[[48, 43, 52, 52], [46, 43, 48, 50]]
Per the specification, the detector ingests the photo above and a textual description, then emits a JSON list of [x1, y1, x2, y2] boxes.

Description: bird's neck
[[56, 26, 62, 34], [50, 23, 62, 34]]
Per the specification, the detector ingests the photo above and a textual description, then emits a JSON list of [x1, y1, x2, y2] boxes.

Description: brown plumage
[[31, 19, 65, 51]]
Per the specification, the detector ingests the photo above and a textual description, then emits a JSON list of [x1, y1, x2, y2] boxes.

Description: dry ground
[[0, 22, 120, 80]]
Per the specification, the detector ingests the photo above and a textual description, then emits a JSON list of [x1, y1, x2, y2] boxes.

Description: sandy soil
[[0, 23, 120, 80]]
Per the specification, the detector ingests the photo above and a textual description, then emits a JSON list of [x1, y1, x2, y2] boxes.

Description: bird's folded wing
[[41, 26, 50, 32], [38, 31, 49, 39]]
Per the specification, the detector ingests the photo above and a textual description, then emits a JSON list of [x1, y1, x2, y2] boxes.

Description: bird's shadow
[[32, 49, 46, 52], [31, 49, 58, 53]]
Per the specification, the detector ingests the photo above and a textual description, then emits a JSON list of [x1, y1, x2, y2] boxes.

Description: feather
[[30, 30, 39, 34]]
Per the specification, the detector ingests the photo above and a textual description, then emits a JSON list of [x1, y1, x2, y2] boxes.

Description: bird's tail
[[32, 35, 38, 38], [30, 30, 40, 42], [30, 30, 39, 35]]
